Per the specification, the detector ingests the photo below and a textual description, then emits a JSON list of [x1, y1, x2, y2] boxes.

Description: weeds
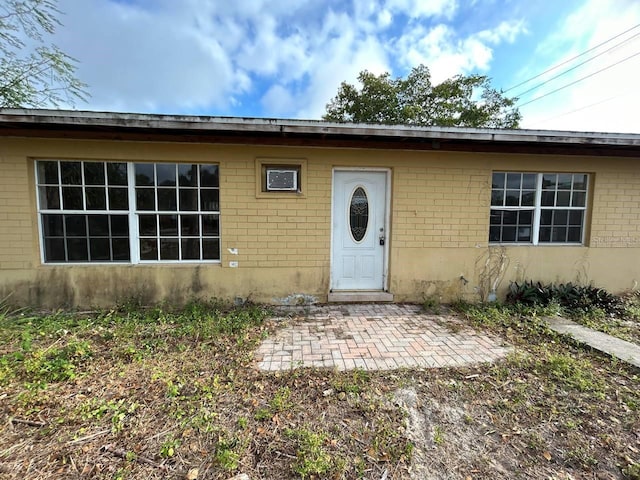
[[285, 427, 338, 479]]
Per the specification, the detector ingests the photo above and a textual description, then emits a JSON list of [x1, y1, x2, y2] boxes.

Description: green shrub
[[507, 281, 625, 317]]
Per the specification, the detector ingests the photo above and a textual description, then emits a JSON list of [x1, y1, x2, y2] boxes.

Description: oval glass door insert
[[349, 186, 369, 242]]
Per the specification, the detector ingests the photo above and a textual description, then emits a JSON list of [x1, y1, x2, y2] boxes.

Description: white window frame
[[35, 160, 221, 265], [489, 172, 589, 246]]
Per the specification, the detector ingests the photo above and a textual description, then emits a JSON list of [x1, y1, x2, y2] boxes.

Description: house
[[0, 109, 639, 308]]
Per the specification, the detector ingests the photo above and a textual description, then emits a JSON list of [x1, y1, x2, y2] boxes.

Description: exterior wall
[[0, 136, 638, 307]]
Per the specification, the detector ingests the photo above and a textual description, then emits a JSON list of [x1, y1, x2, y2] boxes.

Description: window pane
[[156, 164, 176, 186], [542, 174, 556, 189], [67, 238, 88, 261], [517, 227, 531, 242], [572, 174, 587, 191], [44, 238, 66, 262], [503, 211, 517, 225], [569, 210, 583, 226], [202, 238, 220, 260], [522, 174, 536, 189], [86, 187, 106, 210], [159, 215, 178, 236], [160, 238, 179, 260], [200, 189, 219, 211], [107, 163, 128, 185], [111, 215, 129, 236], [138, 215, 157, 236], [552, 227, 567, 242], [42, 214, 64, 236], [61, 162, 82, 185], [554, 210, 568, 225], [140, 238, 158, 260], [112, 238, 130, 261], [109, 187, 129, 210], [39, 186, 60, 209], [541, 191, 555, 206], [136, 188, 155, 210], [567, 227, 582, 242], [519, 210, 532, 224], [181, 215, 200, 236], [489, 226, 501, 242], [135, 163, 155, 186], [556, 191, 570, 207], [158, 188, 177, 211], [502, 227, 516, 242], [62, 187, 83, 209], [88, 215, 109, 236], [182, 238, 200, 260], [492, 172, 505, 189], [505, 190, 520, 206], [84, 162, 105, 185], [179, 189, 198, 211], [200, 165, 219, 187], [490, 211, 502, 225], [557, 174, 572, 190], [506, 173, 521, 189], [572, 191, 586, 207], [539, 227, 551, 242], [540, 210, 552, 225], [38, 161, 59, 184], [491, 190, 504, 206], [65, 215, 87, 237], [202, 215, 219, 236], [90, 238, 111, 261], [179, 164, 198, 187], [521, 190, 535, 206]]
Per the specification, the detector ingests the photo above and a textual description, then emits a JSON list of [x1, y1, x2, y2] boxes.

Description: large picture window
[[36, 160, 220, 263], [490, 172, 588, 245]]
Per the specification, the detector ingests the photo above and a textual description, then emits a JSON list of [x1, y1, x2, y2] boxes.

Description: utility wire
[[504, 23, 640, 93], [516, 50, 640, 108], [512, 31, 640, 100]]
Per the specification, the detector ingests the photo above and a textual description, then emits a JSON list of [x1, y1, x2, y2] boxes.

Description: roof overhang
[[1, 109, 640, 157]]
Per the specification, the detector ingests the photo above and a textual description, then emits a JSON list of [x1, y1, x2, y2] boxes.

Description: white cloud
[[384, 0, 458, 19], [393, 20, 526, 83], [56, 0, 243, 112], [45, 0, 591, 130]]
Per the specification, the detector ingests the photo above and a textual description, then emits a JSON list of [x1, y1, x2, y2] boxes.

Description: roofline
[[1, 109, 640, 154]]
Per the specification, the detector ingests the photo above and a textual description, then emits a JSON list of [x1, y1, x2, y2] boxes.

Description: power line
[[516, 50, 640, 109], [512, 31, 640, 100], [504, 23, 640, 93]]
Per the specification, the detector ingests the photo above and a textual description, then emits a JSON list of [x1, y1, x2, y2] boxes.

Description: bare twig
[[66, 429, 110, 445], [102, 444, 167, 471], [10, 417, 46, 427]]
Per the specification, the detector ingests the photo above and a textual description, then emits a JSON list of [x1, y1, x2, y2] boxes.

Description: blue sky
[[51, 0, 640, 132]]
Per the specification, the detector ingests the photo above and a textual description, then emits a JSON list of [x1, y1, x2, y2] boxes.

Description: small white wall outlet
[[229, 261, 238, 268]]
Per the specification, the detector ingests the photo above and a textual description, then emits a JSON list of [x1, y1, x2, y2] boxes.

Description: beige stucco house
[[0, 109, 639, 308]]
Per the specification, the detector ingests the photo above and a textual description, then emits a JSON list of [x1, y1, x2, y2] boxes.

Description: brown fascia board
[[1, 109, 640, 157]]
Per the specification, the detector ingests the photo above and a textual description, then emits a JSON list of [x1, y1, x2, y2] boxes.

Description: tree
[[0, 0, 87, 108], [323, 65, 521, 129]]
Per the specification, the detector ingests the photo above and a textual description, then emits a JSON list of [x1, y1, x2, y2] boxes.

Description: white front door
[[331, 170, 388, 291]]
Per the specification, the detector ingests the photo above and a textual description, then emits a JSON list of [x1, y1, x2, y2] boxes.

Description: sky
[[48, 0, 640, 133]]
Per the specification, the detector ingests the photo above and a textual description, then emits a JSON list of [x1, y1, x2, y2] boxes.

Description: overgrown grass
[[0, 299, 413, 479]]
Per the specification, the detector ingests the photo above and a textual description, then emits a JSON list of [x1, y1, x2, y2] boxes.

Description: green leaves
[[0, 0, 88, 107], [324, 64, 521, 128]]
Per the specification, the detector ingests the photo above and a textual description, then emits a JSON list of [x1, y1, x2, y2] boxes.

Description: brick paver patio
[[256, 303, 511, 371]]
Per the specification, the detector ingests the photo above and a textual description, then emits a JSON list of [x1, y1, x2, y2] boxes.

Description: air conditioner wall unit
[[266, 169, 298, 191]]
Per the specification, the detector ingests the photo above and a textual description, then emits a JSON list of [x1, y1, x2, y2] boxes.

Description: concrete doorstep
[[547, 316, 640, 368]]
